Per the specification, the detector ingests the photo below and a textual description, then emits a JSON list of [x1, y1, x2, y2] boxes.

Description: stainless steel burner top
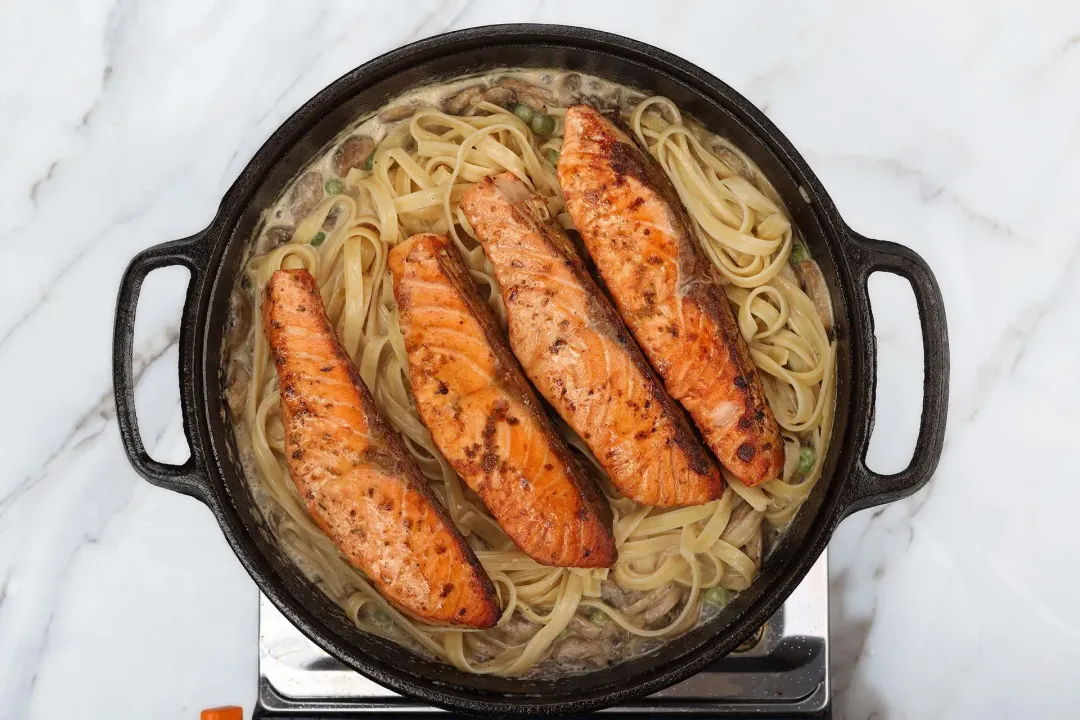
[[255, 553, 829, 717]]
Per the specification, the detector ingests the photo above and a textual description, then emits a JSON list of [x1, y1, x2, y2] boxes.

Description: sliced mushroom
[[333, 135, 374, 177], [744, 522, 765, 568], [720, 501, 762, 548], [378, 103, 422, 123], [623, 586, 669, 617], [480, 85, 515, 107], [600, 580, 639, 610], [495, 77, 557, 107], [568, 614, 603, 640], [499, 614, 538, 645], [443, 84, 484, 114], [643, 588, 682, 626], [601, 619, 624, 655], [557, 71, 583, 97], [796, 259, 835, 334], [227, 289, 252, 339], [580, 93, 617, 111], [226, 361, 249, 419], [322, 204, 342, 232], [289, 171, 324, 220], [553, 636, 598, 664], [261, 224, 294, 252]]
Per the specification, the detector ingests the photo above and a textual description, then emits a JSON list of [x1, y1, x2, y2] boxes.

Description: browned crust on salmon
[[558, 105, 784, 486], [390, 233, 616, 567], [461, 173, 722, 506], [264, 268, 498, 628]]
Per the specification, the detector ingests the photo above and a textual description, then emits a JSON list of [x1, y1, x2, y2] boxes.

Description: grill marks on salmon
[[461, 173, 722, 507], [558, 106, 784, 487], [389, 233, 616, 568], [263, 269, 498, 628]]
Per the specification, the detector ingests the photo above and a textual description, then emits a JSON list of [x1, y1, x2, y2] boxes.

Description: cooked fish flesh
[[559, 106, 784, 486], [461, 173, 722, 506], [389, 233, 616, 567], [264, 268, 499, 628]]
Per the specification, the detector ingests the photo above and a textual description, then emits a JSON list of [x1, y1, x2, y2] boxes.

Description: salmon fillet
[[263, 268, 498, 628], [558, 106, 784, 487], [389, 233, 616, 567], [461, 173, 722, 507]]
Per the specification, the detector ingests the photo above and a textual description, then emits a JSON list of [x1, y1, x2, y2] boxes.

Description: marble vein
[[402, 0, 472, 44], [27, 162, 58, 205], [0, 316, 176, 513], [10, 406, 180, 720], [73, 0, 122, 132], [959, 239, 1080, 424], [0, 236, 98, 355], [0, 348, 182, 719], [821, 153, 1019, 242], [17, 2, 123, 225]]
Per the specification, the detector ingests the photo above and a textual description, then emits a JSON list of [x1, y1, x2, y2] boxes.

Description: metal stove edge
[[255, 552, 829, 717]]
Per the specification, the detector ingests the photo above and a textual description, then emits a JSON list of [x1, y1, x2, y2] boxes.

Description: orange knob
[[201, 707, 242, 720]]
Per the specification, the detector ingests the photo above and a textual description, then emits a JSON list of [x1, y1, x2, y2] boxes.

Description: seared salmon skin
[[559, 106, 784, 487], [389, 233, 616, 568], [263, 268, 498, 628], [461, 173, 722, 507]]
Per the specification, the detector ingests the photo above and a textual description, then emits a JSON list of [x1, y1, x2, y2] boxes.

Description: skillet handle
[[841, 230, 950, 517], [113, 232, 212, 503]]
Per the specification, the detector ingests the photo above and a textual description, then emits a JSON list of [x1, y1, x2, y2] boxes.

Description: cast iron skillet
[[112, 25, 949, 715]]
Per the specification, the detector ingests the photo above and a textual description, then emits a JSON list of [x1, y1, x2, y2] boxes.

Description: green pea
[[325, 178, 344, 195], [797, 446, 815, 475], [512, 102, 536, 123], [310, 231, 326, 247], [530, 112, 556, 136], [544, 147, 560, 166], [790, 241, 810, 264], [363, 153, 374, 171], [589, 609, 609, 625], [703, 586, 728, 606]]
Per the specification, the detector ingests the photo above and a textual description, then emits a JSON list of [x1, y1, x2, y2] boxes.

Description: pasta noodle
[[225, 71, 836, 676]]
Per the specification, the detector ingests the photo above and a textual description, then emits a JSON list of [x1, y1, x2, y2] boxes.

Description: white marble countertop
[[2, 1, 1077, 718]]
